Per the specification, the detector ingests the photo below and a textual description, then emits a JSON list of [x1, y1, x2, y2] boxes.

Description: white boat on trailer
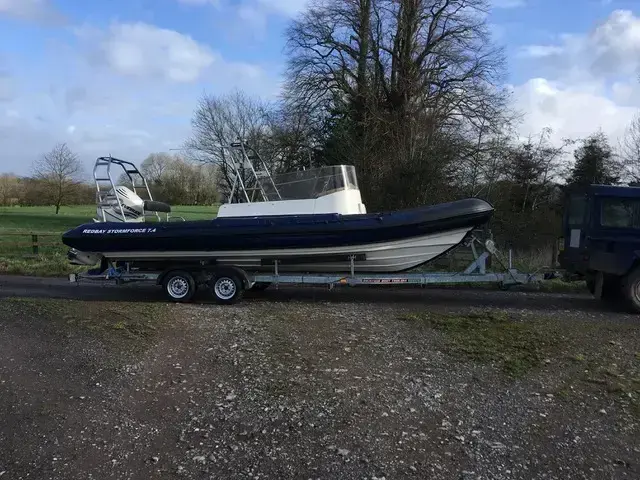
[[63, 143, 494, 274], [65, 142, 550, 303]]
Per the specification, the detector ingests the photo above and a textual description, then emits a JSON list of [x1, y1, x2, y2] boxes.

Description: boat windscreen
[[262, 165, 358, 200]]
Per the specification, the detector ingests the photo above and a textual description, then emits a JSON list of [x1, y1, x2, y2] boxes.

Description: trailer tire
[[622, 268, 640, 313], [210, 272, 245, 305], [162, 270, 197, 303]]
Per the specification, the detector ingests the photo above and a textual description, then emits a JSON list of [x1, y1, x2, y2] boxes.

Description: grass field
[[0, 204, 218, 232], [0, 204, 219, 276]]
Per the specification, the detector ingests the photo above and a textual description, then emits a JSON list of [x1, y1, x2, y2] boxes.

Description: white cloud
[[517, 45, 565, 58], [0, 0, 64, 23], [254, 0, 308, 16], [76, 22, 216, 83], [237, 4, 268, 32], [492, 0, 526, 8], [512, 9, 640, 152], [175, 0, 307, 37], [0, 72, 12, 102], [177, 0, 306, 16], [0, 19, 282, 175], [519, 9, 640, 78], [512, 78, 638, 143], [611, 80, 640, 106]]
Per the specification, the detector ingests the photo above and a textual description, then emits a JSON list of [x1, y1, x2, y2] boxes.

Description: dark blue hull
[[62, 198, 494, 255]]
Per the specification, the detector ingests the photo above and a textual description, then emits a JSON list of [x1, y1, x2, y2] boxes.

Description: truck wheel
[[210, 273, 245, 305], [621, 268, 640, 313], [162, 270, 197, 303]]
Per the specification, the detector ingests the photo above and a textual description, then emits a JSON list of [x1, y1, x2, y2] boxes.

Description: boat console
[[217, 164, 367, 218], [89, 144, 367, 224]]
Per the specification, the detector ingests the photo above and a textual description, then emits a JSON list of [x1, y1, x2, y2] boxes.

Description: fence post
[[32, 234, 38, 255]]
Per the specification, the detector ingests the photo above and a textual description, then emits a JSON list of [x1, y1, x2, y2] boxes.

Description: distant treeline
[[0, 153, 220, 208], [130, 153, 220, 206], [0, 174, 95, 207]]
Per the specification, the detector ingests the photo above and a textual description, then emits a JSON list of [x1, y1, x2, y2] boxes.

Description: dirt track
[[0, 276, 639, 480]]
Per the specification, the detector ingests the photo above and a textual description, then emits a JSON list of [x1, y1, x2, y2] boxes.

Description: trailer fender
[[208, 266, 249, 305], [157, 268, 207, 287], [210, 265, 252, 290]]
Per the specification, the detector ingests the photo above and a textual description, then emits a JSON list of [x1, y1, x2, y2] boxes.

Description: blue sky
[[1, 0, 640, 176]]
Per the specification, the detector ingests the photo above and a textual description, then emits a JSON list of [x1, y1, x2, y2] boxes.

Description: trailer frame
[[68, 236, 554, 304]]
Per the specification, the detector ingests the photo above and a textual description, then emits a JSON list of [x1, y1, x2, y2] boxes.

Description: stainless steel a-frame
[[225, 141, 281, 203]]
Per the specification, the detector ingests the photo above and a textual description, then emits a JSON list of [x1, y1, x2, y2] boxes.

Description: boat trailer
[[68, 237, 555, 305]]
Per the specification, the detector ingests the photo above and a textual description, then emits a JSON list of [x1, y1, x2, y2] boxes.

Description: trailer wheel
[[162, 270, 197, 302], [622, 268, 640, 313], [210, 273, 244, 305]]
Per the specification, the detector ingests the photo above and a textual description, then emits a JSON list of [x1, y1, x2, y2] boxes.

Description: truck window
[[568, 194, 586, 226], [600, 197, 640, 228]]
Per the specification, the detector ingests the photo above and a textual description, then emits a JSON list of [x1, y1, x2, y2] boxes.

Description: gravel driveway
[[0, 277, 638, 479]]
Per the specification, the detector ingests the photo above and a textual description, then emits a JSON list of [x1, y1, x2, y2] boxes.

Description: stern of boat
[[67, 248, 102, 266]]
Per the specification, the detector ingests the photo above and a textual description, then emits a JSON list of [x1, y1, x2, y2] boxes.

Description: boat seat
[[144, 200, 171, 213]]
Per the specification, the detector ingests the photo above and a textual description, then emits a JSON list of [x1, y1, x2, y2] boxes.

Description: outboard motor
[[95, 186, 171, 223], [96, 186, 146, 222], [64, 155, 174, 270]]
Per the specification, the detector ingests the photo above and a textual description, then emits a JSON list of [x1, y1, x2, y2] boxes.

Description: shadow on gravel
[[0, 274, 632, 318], [248, 286, 628, 314]]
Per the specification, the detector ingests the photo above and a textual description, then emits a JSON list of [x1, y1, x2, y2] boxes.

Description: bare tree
[[32, 143, 84, 214], [183, 89, 274, 202], [134, 152, 220, 205], [284, 0, 379, 193], [619, 112, 640, 183], [283, 0, 513, 209], [0, 173, 20, 206], [259, 103, 323, 172], [140, 153, 173, 184]]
